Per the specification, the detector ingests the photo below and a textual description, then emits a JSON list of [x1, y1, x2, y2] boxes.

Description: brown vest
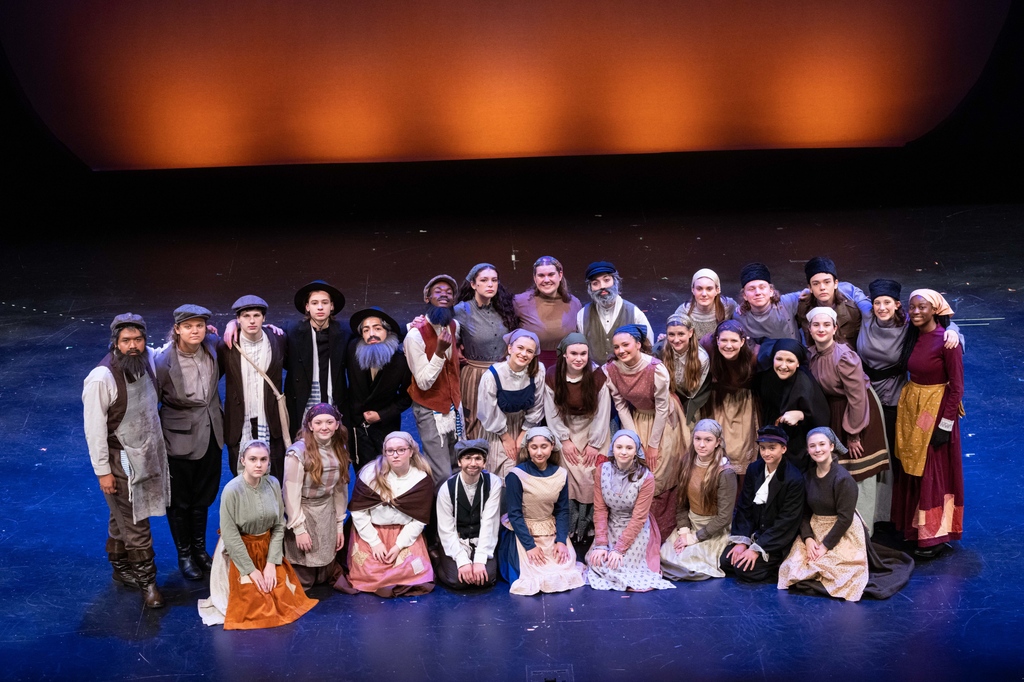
[[97, 352, 157, 451], [604, 357, 660, 411], [408, 320, 462, 412]]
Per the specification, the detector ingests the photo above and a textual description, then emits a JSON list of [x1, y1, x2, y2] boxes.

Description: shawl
[[348, 475, 434, 525]]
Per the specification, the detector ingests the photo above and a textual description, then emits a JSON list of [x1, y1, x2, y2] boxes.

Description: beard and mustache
[[588, 282, 620, 309], [426, 304, 455, 327], [113, 348, 148, 379], [354, 332, 401, 371]]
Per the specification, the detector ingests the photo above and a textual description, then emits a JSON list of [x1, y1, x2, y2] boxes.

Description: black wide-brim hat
[[294, 280, 345, 315], [349, 307, 405, 341]]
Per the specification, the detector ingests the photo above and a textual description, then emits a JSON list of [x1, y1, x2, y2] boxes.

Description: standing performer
[[893, 290, 965, 559], [477, 329, 546, 481], [498, 427, 586, 596], [155, 305, 224, 581], [604, 325, 686, 540], [285, 280, 350, 434], [806, 307, 890, 535], [587, 430, 676, 592], [340, 432, 436, 597], [514, 256, 583, 369], [219, 295, 288, 482], [658, 313, 711, 427], [543, 332, 612, 549], [433, 439, 503, 590], [577, 261, 654, 364], [198, 440, 317, 629], [83, 313, 171, 608], [455, 263, 519, 439], [673, 268, 738, 342], [346, 307, 412, 467], [405, 274, 463, 484], [796, 256, 862, 349], [283, 404, 351, 588]]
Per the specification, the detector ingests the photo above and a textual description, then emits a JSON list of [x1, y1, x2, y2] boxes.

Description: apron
[[115, 372, 171, 523]]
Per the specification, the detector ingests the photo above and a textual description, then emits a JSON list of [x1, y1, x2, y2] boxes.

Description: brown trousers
[[103, 452, 154, 552]]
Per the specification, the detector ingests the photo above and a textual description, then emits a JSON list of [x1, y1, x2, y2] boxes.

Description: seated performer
[[198, 440, 317, 629], [433, 438, 503, 590], [720, 425, 805, 582], [660, 419, 738, 581], [778, 428, 914, 601], [283, 403, 351, 589], [339, 431, 435, 597], [587, 430, 675, 592], [498, 426, 586, 596]]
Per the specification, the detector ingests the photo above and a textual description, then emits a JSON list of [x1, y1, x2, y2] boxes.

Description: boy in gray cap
[[433, 438, 503, 589], [83, 313, 170, 608], [154, 304, 224, 581]]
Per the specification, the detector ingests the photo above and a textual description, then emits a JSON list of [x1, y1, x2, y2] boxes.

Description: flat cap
[[454, 438, 490, 459], [231, 295, 268, 316], [585, 261, 617, 280], [173, 304, 212, 325], [110, 313, 146, 334], [423, 275, 458, 301]]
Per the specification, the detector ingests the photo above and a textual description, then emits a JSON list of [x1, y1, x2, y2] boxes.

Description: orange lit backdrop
[[0, 1, 1010, 170]]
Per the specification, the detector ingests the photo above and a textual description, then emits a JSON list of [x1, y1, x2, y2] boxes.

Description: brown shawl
[[349, 475, 434, 524]]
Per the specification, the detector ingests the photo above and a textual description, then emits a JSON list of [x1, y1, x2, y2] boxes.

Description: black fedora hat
[[294, 280, 345, 315], [349, 307, 405, 341]]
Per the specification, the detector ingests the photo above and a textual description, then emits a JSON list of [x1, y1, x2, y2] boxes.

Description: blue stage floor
[[1, 203, 1021, 680]]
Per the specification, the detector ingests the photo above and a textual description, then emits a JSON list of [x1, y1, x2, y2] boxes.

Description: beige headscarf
[[909, 289, 954, 317]]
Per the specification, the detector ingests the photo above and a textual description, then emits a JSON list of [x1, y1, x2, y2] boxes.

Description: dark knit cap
[[585, 261, 618, 280], [756, 424, 789, 445], [740, 262, 772, 287], [868, 279, 902, 302], [804, 256, 838, 282]]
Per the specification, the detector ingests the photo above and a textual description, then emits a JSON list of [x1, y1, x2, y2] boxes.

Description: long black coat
[[732, 457, 806, 563], [345, 338, 412, 463], [217, 331, 287, 444], [285, 319, 350, 433]]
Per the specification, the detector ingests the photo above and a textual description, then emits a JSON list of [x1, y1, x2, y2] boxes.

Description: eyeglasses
[[384, 447, 411, 456]]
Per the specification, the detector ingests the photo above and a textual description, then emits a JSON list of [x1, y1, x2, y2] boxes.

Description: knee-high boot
[[127, 548, 165, 609], [189, 507, 214, 572], [167, 508, 202, 581], [106, 537, 138, 589]]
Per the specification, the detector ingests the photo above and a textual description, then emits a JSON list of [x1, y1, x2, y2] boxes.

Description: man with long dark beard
[[576, 261, 654, 364], [346, 307, 412, 467], [83, 314, 171, 608], [405, 274, 463, 484]]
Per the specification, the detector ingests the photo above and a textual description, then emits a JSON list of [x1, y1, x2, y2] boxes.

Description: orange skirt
[[224, 531, 318, 630]]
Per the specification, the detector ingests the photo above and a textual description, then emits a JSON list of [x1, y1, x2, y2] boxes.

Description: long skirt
[[198, 533, 317, 629], [891, 435, 964, 548], [632, 402, 687, 540], [341, 523, 434, 597], [778, 514, 914, 600], [499, 524, 585, 596], [705, 390, 758, 475], [660, 511, 731, 581], [827, 391, 889, 534], [587, 518, 673, 592], [560, 413, 611, 504], [777, 514, 869, 601], [485, 411, 525, 482], [460, 359, 494, 439], [283, 495, 341, 588]]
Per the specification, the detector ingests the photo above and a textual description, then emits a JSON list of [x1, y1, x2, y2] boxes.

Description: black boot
[[190, 507, 214, 572], [106, 537, 138, 589], [167, 509, 202, 581], [127, 548, 165, 609]]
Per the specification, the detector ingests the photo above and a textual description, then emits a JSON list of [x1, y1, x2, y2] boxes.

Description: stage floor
[[1, 203, 1021, 680]]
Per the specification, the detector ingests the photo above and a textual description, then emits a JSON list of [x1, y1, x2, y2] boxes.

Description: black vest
[[447, 473, 491, 539]]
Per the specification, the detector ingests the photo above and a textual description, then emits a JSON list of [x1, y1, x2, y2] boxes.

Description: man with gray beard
[[346, 307, 412, 466], [575, 261, 654, 364], [83, 313, 171, 609]]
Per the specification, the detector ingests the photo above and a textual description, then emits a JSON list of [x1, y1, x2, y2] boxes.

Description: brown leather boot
[[106, 538, 138, 589], [127, 548, 165, 609]]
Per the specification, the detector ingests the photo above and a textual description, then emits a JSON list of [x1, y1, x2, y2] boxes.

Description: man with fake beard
[[405, 274, 463, 484], [575, 261, 654, 364], [83, 314, 171, 608], [154, 304, 225, 582], [218, 295, 288, 482], [346, 307, 412, 467]]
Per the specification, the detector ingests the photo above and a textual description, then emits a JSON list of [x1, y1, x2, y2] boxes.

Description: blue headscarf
[[807, 426, 849, 456], [613, 324, 647, 344], [608, 429, 645, 460]]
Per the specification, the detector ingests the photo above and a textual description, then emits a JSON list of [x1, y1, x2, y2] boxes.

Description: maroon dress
[[892, 327, 965, 548]]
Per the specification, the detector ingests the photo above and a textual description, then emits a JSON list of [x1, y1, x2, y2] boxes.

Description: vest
[[447, 473, 491, 540], [408, 320, 461, 412], [489, 365, 536, 414], [544, 366, 607, 416], [604, 357, 660, 411], [97, 352, 157, 452], [582, 299, 636, 363]]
